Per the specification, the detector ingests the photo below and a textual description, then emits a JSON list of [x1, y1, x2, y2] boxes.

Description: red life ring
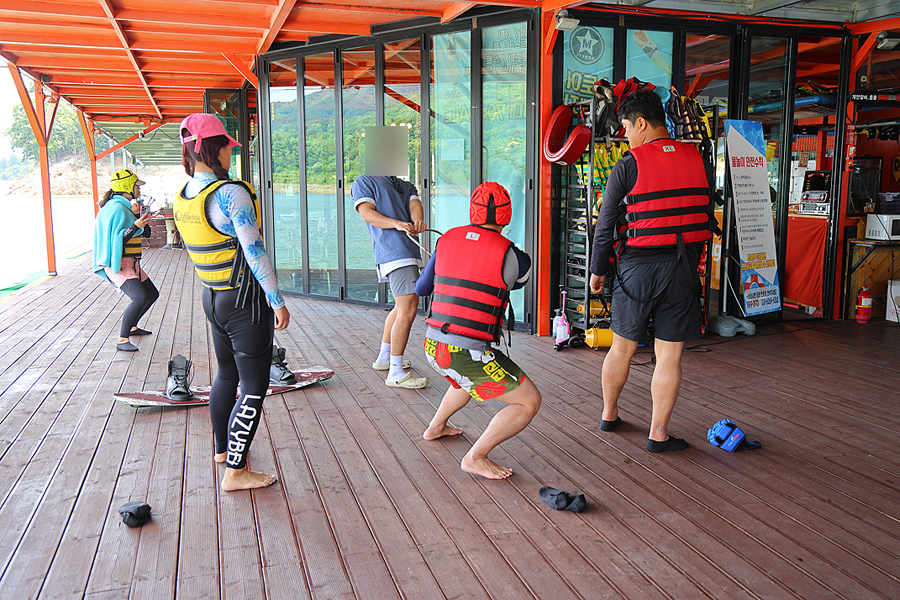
[[543, 104, 591, 165]]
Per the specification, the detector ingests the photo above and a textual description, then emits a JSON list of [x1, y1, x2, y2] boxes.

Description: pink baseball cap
[[179, 113, 241, 152]]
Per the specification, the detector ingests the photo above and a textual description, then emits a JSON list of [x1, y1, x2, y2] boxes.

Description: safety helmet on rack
[[470, 182, 512, 226]]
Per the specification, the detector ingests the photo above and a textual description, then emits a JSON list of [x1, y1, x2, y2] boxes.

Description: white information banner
[[725, 120, 782, 316]]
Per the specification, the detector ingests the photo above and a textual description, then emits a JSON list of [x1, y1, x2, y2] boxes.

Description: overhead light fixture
[[555, 9, 580, 32], [876, 31, 900, 50]]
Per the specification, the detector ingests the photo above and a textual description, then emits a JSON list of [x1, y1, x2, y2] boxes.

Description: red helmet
[[470, 182, 512, 226]]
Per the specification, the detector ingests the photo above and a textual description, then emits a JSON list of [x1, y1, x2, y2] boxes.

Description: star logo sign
[[571, 26, 604, 65]]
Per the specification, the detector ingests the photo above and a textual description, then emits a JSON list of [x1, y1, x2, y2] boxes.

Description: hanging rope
[[406, 228, 444, 257]]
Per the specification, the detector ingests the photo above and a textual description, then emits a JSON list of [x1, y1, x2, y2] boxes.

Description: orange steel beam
[[298, 3, 441, 18], [222, 53, 259, 89], [8, 67, 45, 144], [686, 74, 713, 98], [113, 8, 270, 30], [96, 122, 168, 160], [442, 3, 474, 23], [78, 111, 100, 216], [541, 0, 592, 13], [385, 87, 420, 113], [543, 13, 560, 57], [37, 87, 60, 142], [96, 0, 162, 119], [537, 9, 554, 336], [849, 17, 900, 35], [468, 0, 539, 6], [257, 0, 298, 55], [8, 64, 57, 275], [852, 32, 881, 75]]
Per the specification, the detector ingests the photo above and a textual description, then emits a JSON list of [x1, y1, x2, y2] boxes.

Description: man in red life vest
[[415, 182, 540, 479], [589, 90, 716, 452]]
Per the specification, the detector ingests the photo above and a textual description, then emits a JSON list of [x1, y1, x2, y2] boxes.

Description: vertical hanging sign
[[725, 120, 782, 315]]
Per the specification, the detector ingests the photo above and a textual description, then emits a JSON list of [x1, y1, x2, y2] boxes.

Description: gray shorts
[[386, 265, 419, 297], [611, 260, 702, 342]]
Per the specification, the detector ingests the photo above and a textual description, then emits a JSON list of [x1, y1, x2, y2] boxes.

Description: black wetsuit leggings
[[202, 287, 274, 470], [119, 277, 159, 338]]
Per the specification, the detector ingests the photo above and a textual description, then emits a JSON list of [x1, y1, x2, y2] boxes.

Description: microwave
[[866, 214, 900, 241]]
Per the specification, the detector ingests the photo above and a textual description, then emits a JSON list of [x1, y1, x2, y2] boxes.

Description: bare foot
[[221, 467, 278, 491], [423, 424, 463, 440], [461, 454, 513, 479], [214, 452, 226, 464]]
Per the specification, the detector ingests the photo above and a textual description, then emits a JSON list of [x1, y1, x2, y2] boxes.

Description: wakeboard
[[114, 367, 334, 407]]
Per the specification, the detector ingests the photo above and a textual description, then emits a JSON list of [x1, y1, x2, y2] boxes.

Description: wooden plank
[[0, 245, 899, 600], [278, 306, 487, 599], [175, 258, 219, 600]]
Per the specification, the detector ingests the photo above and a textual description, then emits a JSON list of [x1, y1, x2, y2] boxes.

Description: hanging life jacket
[[610, 77, 656, 137], [174, 179, 261, 291], [425, 225, 513, 342], [620, 140, 714, 248]]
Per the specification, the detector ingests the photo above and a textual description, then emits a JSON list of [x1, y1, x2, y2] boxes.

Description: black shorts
[[611, 259, 702, 343]]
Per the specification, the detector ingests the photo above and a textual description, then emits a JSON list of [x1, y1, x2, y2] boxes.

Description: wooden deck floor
[[1, 248, 899, 600]]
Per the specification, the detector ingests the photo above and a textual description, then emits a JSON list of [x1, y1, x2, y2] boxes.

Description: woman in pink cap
[[174, 113, 290, 492]]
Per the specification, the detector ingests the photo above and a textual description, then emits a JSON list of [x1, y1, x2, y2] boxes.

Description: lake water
[[1, 191, 525, 317], [0, 194, 96, 291], [273, 192, 525, 315]]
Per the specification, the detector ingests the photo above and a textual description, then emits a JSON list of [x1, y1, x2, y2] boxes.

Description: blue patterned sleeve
[[208, 183, 285, 309]]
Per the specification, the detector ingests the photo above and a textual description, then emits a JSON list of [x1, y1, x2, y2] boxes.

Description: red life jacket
[[621, 139, 713, 248], [426, 225, 512, 342]]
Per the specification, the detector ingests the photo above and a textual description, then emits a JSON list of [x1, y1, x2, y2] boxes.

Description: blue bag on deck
[[708, 419, 761, 451]]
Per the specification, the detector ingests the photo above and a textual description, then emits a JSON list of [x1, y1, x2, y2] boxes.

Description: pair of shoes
[[117, 341, 138, 352], [166, 354, 194, 400], [130, 328, 152, 336], [270, 346, 297, 386], [372, 359, 411, 371], [539, 487, 587, 512], [161, 244, 173, 250], [385, 373, 427, 389]]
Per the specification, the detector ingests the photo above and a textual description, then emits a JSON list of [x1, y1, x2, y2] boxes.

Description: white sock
[[376, 341, 391, 364], [388, 355, 406, 381]]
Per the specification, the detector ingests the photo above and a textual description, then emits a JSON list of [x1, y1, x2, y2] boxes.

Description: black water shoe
[[269, 346, 297, 386], [166, 354, 194, 401]]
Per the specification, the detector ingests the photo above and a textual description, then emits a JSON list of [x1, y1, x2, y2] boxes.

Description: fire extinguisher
[[856, 287, 873, 324]]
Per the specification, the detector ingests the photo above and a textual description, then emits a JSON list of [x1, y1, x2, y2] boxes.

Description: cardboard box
[[889, 280, 900, 323]]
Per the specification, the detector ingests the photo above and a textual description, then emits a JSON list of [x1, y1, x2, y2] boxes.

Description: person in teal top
[[93, 168, 159, 352]]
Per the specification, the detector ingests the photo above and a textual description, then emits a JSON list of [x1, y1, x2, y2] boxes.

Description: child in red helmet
[[414, 182, 541, 479]]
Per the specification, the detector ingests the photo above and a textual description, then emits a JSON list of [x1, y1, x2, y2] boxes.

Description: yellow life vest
[[173, 179, 261, 290], [123, 230, 142, 258]]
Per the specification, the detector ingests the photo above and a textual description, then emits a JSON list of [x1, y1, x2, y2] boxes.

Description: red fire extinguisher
[[856, 287, 873, 324]]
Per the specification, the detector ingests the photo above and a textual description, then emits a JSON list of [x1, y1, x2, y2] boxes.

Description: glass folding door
[[342, 46, 378, 302], [268, 59, 303, 294], [482, 22, 529, 319], [304, 52, 340, 297]]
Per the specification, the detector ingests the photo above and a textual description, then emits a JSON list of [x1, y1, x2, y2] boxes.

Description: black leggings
[[119, 277, 159, 338], [202, 287, 274, 470]]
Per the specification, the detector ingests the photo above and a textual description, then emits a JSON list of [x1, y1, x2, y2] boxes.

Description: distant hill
[[2, 156, 188, 200]]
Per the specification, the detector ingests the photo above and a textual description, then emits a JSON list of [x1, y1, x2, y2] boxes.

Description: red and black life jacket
[[426, 225, 513, 342], [620, 139, 713, 248]]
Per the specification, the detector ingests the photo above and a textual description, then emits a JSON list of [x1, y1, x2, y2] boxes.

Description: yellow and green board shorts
[[424, 338, 526, 401]]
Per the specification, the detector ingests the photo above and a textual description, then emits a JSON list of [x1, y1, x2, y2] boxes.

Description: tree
[[5, 93, 84, 164]]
